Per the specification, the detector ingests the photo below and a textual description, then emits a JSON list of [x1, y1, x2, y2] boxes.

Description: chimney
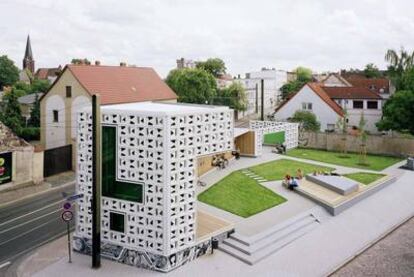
[[95, 60, 101, 66], [120, 62, 127, 67]]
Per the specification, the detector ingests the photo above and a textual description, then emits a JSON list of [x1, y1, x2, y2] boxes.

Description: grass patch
[[249, 159, 334, 181], [344, 172, 386, 185], [198, 171, 286, 218], [286, 148, 402, 171]]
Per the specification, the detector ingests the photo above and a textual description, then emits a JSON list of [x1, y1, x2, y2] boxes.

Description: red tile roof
[[322, 86, 382, 99], [35, 67, 62, 80], [274, 83, 344, 117], [343, 76, 389, 94], [307, 83, 344, 116], [66, 65, 177, 105]]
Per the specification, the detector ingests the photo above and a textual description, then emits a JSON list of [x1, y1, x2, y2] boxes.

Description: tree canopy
[[71, 58, 91, 65], [289, 110, 320, 132], [0, 55, 19, 89], [212, 82, 248, 112], [196, 58, 226, 78], [166, 68, 217, 104], [279, 66, 312, 100], [295, 66, 313, 82], [363, 63, 381, 78], [0, 89, 24, 135], [377, 90, 414, 134], [28, 93, 41, 127]]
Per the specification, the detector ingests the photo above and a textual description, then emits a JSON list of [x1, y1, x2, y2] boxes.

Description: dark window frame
[[353, 100, 363, 109], [367, 101, 378, 109], [53, 110, 59, 122], [66, 86, 72, 98], [110, 212, 125, 233]]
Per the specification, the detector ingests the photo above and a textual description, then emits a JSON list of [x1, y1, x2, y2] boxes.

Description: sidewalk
[[0, 171, 75, 208], [23, 165, 414, 277]]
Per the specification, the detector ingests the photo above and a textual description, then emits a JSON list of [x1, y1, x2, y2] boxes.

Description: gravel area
[[332, 217, 414, 277]]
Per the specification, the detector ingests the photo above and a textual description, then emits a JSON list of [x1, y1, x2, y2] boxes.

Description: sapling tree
[[336, 109, 349, 157]]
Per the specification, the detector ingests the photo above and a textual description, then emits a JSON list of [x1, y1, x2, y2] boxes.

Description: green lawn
[[249, 159, 334, 181], [344, 172, 386, 185], [198, 171, 286, 218], [286, 148, 402, 171]]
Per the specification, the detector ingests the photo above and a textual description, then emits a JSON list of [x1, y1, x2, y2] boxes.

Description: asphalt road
[[0, 183, 75, 277]]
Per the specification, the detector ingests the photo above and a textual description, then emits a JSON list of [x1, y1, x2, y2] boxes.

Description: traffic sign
[[63, 202, 72, 210], [61, 210, 73, 222], [66, 193, 84, 202]]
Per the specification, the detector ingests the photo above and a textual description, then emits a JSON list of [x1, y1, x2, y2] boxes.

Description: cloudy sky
[[1, 0, 414, 77]]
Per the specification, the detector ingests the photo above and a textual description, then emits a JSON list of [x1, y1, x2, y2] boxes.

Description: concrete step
[[219, 219, 319, 265], [230, 211, 316, 246], [223, 216, 317, 255]]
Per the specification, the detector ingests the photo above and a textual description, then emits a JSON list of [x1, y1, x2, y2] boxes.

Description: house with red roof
[[39, 62, 178, 175], [273, 79, 384, 133]]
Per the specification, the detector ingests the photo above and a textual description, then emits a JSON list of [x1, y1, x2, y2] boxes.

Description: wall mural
[[73, 236, 212, 272]]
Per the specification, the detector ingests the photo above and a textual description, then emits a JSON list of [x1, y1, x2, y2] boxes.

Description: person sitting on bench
[[288, 177, 299, 190]]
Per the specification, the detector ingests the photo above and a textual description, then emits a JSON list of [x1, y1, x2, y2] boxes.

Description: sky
[[1, 0, 414, 77]]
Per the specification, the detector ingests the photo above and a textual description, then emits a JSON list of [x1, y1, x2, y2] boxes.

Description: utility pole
[[92, 94, 102, 269], [260, 79, 264, 121], [255, 83, 259, 114]]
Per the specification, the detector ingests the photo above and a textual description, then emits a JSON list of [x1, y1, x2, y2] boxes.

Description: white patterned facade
[[249, 120, 299, 156], [74, 102, 233, 271]]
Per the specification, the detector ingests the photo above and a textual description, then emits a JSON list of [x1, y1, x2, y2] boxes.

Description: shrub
[[19, 127, 40, 141]]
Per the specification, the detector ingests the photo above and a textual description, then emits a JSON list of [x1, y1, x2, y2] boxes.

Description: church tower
[[23, 35, 35, 73]]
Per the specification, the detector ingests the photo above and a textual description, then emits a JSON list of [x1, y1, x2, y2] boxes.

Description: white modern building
[[238, 68, 288, 118], [73, 102, 235, 272]]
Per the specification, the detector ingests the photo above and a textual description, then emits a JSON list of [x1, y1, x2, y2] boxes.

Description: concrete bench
[[305, 174, 359, 195]]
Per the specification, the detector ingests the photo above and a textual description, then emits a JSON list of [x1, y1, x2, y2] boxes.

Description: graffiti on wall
[[0, 152, 12, 185], [73, 236, 212, 272]]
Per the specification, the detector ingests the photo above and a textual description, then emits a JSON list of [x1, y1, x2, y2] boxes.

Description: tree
[[289, 110, 320, 132], [30, 79, 50, 93], [196, 58, 226, 78], [377, 90, 414, 135], [71, 58, 91, 65], [28, 93, 40, 127], [280, 80, 305, 100], [295, 66, 313, 82], [363, 63, 381, 78], [0, 55, 19, 89], [0, 89, 24, 135], [336, 109, 349, 157], [166, 68, 217, 104], [385, 47, 414, 90], [211, 82, 247, 119], [358, 112, 369, 165]]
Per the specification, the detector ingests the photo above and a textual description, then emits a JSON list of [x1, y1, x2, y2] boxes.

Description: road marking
[[0, 208, 64, 236], [0, 199, 64, 229], [0, 261, 11, 269]]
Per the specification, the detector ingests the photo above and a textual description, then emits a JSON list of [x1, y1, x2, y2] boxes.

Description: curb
[[327, 212, 414, 276], [0, 181, 75, 210]]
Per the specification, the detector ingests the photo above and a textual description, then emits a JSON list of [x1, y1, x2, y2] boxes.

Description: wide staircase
[[219, 211, 322, 265]]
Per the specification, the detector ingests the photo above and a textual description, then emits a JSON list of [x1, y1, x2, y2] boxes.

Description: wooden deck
[[295, 175, 395, 215], [196, 210, 234, 242]]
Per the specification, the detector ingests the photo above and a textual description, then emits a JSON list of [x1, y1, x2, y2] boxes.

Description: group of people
[[212, 154, 229, 169], [283, 168, 303, 190]]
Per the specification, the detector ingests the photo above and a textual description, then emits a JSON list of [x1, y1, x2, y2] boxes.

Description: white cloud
[[1, 0, 414, 77]]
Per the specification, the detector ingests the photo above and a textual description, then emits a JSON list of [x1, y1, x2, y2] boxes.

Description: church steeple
[[23, 35, 35, 73]]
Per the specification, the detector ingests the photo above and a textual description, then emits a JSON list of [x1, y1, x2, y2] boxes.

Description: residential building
[[238, 68, 288, 118], [35, 66, 62, 83], [39, 63, 178, 176], [273, 81, 384, 133]]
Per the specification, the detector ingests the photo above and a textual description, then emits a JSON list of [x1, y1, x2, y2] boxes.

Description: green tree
[[336, 109, 349, 157], [363, 63, 381, 78], [0, 55, 19, 89], [166, 68, 217, 104], [289, 110, 320, 132], [196, 58, 226, 78], [280, 80, 305, 100], [358, 112, 369, 165], [212, 82, 247, 119], [385, 47, 414, 90], [71, 58, 91, 65], [377, 90, 414, 135], [28, 93, 41, 127], [0, 90, 24, 135], [295, 66, 313, 82], [30, 79, 50, 93]]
